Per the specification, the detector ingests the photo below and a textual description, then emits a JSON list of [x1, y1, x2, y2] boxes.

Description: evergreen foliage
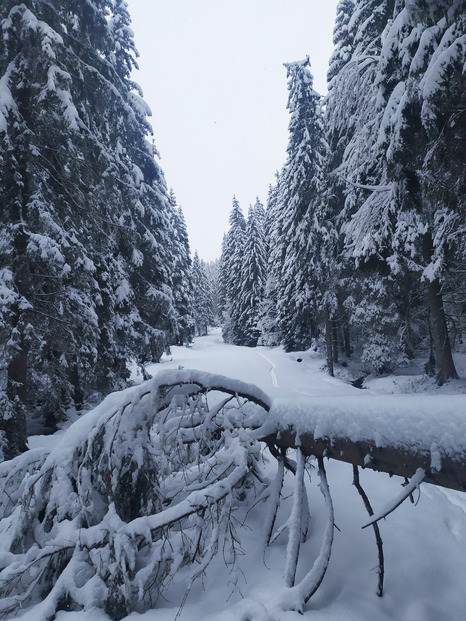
[[258, 175, 285, 346], [0, 0, 190, 458], [204, 258, 220, 325], [237, 200, 267, 347], [2, 0, 463, 460], [191, 251, 214, 336], [167, 191, 195, 345], [219, 197, 247, 343], [276, 57, 326, 352], [219, 0, 463, 385]]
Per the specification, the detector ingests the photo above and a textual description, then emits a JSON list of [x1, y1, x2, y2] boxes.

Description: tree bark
[[426, 276, 459, 385], [263, 429, 466, 493], [3, 225, 30, 459], [422, 232, 458, 385], [331, 316, 339, 364], [324, 303, 334, 377], [4, 336, 29, 460]]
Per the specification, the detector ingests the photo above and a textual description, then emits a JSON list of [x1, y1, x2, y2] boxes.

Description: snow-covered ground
[[25, 329, 466, 621]]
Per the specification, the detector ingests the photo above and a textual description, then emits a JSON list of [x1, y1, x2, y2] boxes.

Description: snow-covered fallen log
[[258, 394, 466, 492], [0, 369, 464, 619]]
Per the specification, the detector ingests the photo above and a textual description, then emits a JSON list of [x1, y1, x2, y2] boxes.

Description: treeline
[[219, 0, 465, 383], [0, 1, 218, 459]]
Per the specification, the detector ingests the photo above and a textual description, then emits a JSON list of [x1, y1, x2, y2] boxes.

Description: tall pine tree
[[219, 197, 247, 344], [276, 57, 326, 351], [191, 251, 214, 336], [237, 200, 267, 346]]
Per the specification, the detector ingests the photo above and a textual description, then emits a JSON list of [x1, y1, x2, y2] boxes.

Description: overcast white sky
[[126, 1, 340, 261]]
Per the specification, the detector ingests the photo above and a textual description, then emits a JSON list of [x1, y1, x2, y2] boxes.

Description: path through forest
[[150, 327, 357, 399]]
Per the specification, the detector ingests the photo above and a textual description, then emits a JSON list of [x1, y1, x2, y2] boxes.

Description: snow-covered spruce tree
[[236, 200, 267, 347], [321, 0, 357, 368], [167, 191, 195, 346], [219, 197, 247, 344], [191, 251, 214, 336], [204, 258, 220, 325], [217, 234, 229, 324], [325, 0, 407, 374], [276, 57, 326, 352], [333, 0, 463, 380], [327, 0, 355, 84], [258, 178, 282, 346], [372, 0, 464, 383], [0, 0, 178, 456]]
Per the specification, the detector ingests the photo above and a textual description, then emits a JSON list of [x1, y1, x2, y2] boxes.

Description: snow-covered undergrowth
[[0, 370, 274, 619], [2, 331, 465, 621]]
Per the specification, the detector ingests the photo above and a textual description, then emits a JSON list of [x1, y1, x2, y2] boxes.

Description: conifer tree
[[191, 252, 214, 336], [371, 0, 464, 382], [237, 201, 267, 346], [219, 197, 247, 343], [0, 0, 178, 457], [325, 0, 463, 381], [168, 191, 195, 345], [276, 57, 326, 351], [259, 176, 284, 346], [327, 0, 355, 84], [204, 259, 220, 325], [325, 0, 401, 373]]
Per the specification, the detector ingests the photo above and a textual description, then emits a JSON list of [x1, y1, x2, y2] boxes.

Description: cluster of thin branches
[[0, 371, 270, 619], [0, 370, 425, 620]]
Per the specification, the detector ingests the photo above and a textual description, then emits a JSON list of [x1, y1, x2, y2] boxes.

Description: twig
[[284, 449, 305, 587], [362, 469, 425, 529], [353, 464, 384, 597]]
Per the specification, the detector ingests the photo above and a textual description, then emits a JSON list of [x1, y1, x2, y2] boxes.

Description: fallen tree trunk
[[257, 392, 466, 493], [261, 428, 466, 492], [1, 369, 464, 619]]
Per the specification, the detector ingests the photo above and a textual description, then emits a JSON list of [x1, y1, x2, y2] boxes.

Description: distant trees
[[0, 1, 194, 458], [219, 198, 267, 346], [191, 251, 214, 336], [218, 0, 464, 384]]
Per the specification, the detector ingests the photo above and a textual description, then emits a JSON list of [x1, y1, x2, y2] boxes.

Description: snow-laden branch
[[284, 448, 306, 587], [273, 455, 335, 614], [362, 468, 425, 529], [0, 370, 271, 619], [330, 170, 392, 193]]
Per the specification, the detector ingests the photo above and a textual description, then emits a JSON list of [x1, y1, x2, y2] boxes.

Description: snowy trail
[[148, 328, 358, 400], [255, 351, 279, 388]]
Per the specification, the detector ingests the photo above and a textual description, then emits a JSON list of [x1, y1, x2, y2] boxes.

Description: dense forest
[[0, 0, 464, 462], [0, 0, 216, 460], [219, 0, 465, 384], [0, 1, 465, 620]]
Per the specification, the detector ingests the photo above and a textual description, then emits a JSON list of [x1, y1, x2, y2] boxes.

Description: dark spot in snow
[[352, 377, 366, 389]]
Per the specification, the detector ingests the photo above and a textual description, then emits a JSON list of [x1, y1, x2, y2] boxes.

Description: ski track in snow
[[255, 351, 279, 388]]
